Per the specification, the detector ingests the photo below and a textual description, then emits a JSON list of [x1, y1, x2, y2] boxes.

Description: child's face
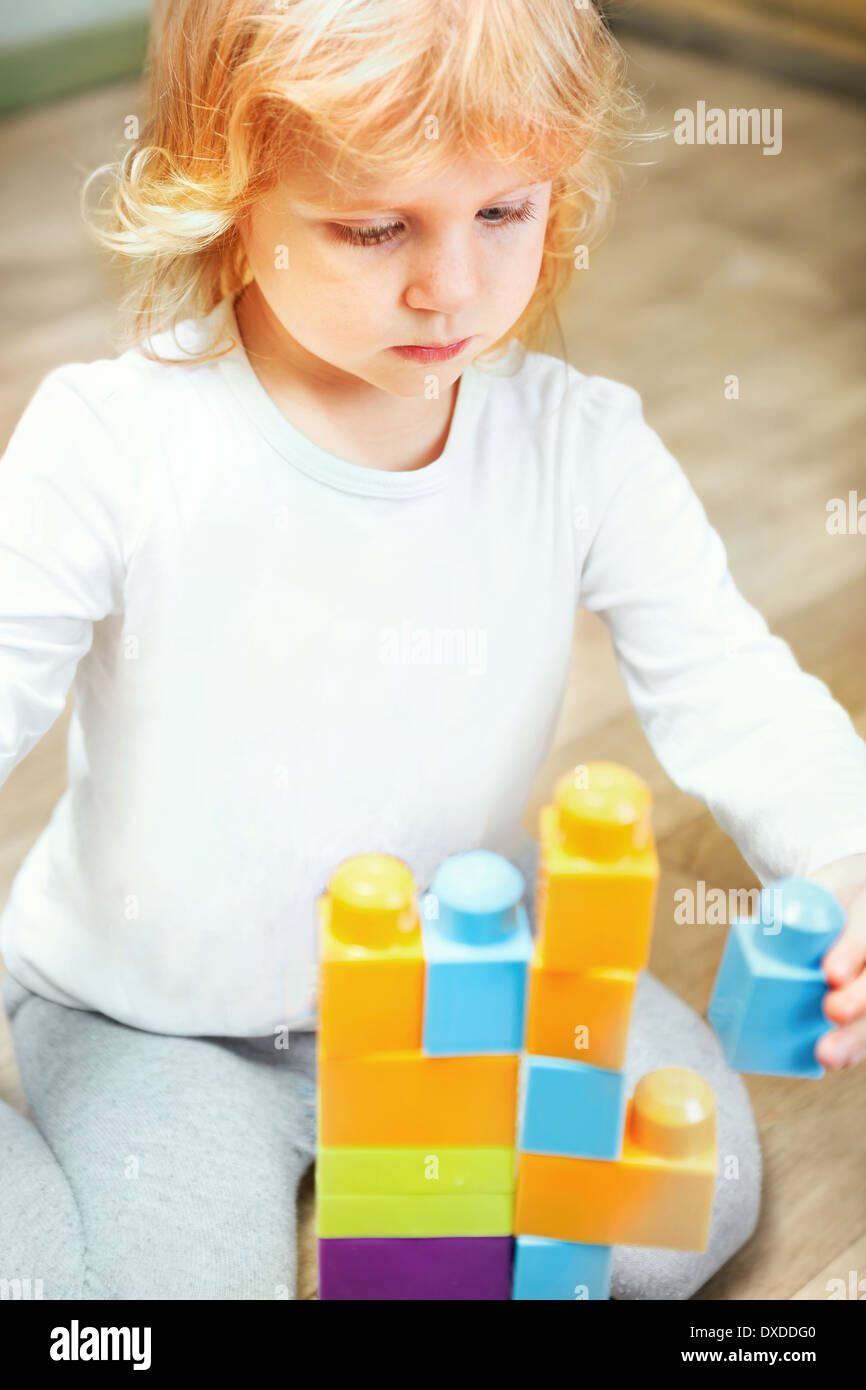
[[237, 150, 552, 395]]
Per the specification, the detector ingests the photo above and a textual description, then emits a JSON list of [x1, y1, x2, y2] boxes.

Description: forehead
[[281, 149, 550, 213]]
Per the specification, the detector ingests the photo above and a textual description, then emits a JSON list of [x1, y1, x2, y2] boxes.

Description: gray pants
[[0, 970, 318, 1299], [0, 839, 762, 1300]]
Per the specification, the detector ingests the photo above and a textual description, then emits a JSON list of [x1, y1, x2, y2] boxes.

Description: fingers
[[821, 880, 866, 987], [819, 882, 866, 1069], [816, 1013, 866, 1070], [823, 961, 866, 1022]]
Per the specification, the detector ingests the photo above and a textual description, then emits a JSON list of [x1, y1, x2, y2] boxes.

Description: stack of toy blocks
[[513, 762, 718, 1299], [316, 848, 533, 1299], [708, 876, 845, 1077]]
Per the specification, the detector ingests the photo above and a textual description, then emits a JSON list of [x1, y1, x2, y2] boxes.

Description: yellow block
[[318, 1052, 519, 1147], [536, 763, 659, 972], [317, 1145, 517, 1195], [318, 854, 425, 1056], [524, 949, 636, 1069], [316, 1192, 514, 1239], [515, 1068, 717, 1251]]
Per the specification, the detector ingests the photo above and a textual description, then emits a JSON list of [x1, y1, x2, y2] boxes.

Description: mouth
[[390, 338, 474, 363]]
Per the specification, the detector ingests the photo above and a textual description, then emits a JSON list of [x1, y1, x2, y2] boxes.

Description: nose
[[403, 226, 480, 318]]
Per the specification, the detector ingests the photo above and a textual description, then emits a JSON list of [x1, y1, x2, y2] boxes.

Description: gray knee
[[0, 1098, 85, 1299]]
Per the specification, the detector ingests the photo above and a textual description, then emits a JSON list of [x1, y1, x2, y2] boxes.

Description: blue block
[[421, 851, 533, 1056], [708, 877, 845, 1078], [512, 1236, 611, 1300], [519, 1055, 627, 1159]]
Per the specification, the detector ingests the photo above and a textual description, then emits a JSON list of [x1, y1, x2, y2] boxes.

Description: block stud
[[327, 854, 419, 950], [630, 1067, 716, 1160], [426, 850, 525, 946], [554, 762, 652, 862], [750, 877, 845, 969]]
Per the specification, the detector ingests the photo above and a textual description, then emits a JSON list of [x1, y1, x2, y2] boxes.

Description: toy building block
[[515, 1067, 717, 1251], [318, 1236, 514, 1301], [318, 1051, 519, 1146], [525, 949, 636, 1069], [315, 847, 525, 1299], [512, 1236, 611, 1301], [318, 854, 424, 1056], [519, 1055, 627, 1160], [536, 762, 659, 972], [708, 877, 845, 1078], [317, 1146, 516, 1196], [316, 1191, 514, 1239], [421, 850, 533, 1055]]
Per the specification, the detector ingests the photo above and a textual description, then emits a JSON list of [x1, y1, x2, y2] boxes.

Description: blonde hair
[[83, 0, 647, 367]]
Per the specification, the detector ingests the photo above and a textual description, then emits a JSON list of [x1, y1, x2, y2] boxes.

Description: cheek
[[494, 235, 546, 303], [275, 260, 381, 347], [251, 234, 335, 313]]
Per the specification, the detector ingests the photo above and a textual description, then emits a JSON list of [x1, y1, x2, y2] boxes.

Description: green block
[[316, 1146, 516, 1196], [316, 1192, 514, 1238]]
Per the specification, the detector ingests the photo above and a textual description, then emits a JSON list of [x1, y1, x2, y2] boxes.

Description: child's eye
[[330, 198, 538, 248]]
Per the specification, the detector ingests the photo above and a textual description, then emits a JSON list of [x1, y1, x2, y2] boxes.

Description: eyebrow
[[292, 182, 541, 215]]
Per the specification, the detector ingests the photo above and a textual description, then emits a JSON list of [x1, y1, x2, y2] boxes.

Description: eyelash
[[331, 199, 538, 247]]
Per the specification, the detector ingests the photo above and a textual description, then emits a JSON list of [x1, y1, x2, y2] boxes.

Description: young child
[[2, 0, 865, 1302]]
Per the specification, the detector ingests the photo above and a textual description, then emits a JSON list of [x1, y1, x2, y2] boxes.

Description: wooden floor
[[1, 37, 864, 1301]]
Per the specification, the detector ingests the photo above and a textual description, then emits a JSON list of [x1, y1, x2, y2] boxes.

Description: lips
[[391, 338, 473, 362]]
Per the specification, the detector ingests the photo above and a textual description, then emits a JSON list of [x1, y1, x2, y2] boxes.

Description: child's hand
[[809, 852, 866, 1070]]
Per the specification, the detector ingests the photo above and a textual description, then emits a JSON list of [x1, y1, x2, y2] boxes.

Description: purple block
[[318, 1236, 514, 1300]]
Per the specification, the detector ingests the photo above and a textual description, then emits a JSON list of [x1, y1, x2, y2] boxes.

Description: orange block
[[515, 1068, 717, 1251], [537, 763, 659, 972], [524, 950, 636, 1069], [318, 854, 425, 1057], [319, 1052, 519, 1146]]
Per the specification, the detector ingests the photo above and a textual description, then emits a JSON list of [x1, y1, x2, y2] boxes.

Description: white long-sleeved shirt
[[1, 291, 865, 1036]]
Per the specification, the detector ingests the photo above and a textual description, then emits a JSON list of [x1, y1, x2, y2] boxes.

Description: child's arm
[[0, 367, 134, 790], [575, 378, 866, 1066]]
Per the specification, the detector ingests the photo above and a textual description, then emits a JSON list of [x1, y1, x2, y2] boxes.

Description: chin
[[389, 373, 461, 399]]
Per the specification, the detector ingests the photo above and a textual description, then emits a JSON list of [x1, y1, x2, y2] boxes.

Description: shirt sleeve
[[0, 367, 132, 790], [575, 377, 866, 885]]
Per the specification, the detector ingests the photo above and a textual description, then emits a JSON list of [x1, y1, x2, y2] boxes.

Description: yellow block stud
[[630, 1067, 716, 1160], [515, 1067, 717, 1251], [318, 854, 425, 1056], [536, 762, 659, 972], [328, 853, 419, 949], [555, 761, 652, 861]]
